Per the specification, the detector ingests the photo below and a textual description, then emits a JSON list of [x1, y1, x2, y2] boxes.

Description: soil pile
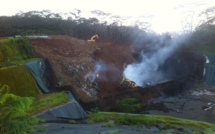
[[31, 35, 135, 103]]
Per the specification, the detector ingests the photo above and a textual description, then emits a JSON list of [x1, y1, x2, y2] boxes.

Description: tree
[[199, 6, 215, 25], [0, 84, 39, 134]]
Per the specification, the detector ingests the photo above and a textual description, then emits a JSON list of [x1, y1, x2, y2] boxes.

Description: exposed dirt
[[31, 35, 135, 103], [30, 35, 215, 126]]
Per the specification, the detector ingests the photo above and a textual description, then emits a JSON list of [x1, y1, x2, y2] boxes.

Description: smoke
[[123, 32, 190, 87], [85, 59, 119, 82]]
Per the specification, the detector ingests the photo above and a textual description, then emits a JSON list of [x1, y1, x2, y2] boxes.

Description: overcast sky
[[1, 0, 215, 33]]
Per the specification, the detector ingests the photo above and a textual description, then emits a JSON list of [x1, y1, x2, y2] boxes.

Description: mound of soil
[[31, 35, 135, 103]]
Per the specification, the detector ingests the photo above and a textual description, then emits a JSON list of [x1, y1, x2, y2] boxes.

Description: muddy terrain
[[31, 35, 211, 109], [30, 35, 215, 134], [31, 35, 135, 103]]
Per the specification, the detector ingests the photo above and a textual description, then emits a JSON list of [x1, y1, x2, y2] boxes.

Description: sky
[[1, 0, 215, 33]]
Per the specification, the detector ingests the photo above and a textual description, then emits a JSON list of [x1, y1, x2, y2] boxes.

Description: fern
[[0, 84, 39, 134]]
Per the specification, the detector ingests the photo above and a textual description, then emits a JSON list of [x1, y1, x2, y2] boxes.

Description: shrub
[[0, 84, 39, 134], [115, 98, 142, 113]]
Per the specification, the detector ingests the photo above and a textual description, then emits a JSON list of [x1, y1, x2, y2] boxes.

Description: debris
[[120, 77, 138, 88]]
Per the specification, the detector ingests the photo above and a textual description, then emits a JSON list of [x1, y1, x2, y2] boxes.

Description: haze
[[1, 0, 215, 32]]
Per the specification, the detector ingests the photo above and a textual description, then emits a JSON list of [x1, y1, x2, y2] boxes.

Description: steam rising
[[85, 60, 118, 82], [123, 33, 190, 87]]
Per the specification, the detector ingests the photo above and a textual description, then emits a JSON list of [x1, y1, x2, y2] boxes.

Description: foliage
[[27, 92, 69, 115], [188, 6, 215, 55], [0, 65, 39, 97], [189, 24, 215, 55], [0, 37, 40, 97], [109, 130, 118, 134], [204, 128, 215, 134], [0, 37, 35, 66], [0, 84, 39, 134], [90, 107, 100, 113], [68, 120, 76, 124], [115, 98, 142, 113], [165, 132, 173, 134], [87, 112, 215, 133], [1, 10, 215, 54], [102, 122, 115, 128], [199, 6, 215, 25], [193, 128, 215, 134], [0, 10, 150, 45]]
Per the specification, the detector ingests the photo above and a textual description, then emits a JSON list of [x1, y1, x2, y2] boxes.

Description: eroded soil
[[31, 35, 135, 103]]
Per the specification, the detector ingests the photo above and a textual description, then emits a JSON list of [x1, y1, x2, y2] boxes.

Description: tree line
[[0, 9, 215, 53], [0, 10, 149, 45]]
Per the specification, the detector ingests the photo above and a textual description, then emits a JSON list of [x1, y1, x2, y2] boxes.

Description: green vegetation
[[109, 130, 118, 134], [1, 10, 215, 54], [87, 112, 215, 132], [189, 24, 215, 55], [0, 37, 35, 67], [0, 65, 39, 97], [90, 107, 100, 113], [68, 120, 76, 124], [0, 8, 215, 134], [27, 92, 69, 115], [0, 10, 147, 44], [0, 84, 39, 134], [102, 122, 115, 128], [193, 128, 215, 134], [115, 98, 142, 113], [0, 37, 39, 97], [203, 128, 215, 134]]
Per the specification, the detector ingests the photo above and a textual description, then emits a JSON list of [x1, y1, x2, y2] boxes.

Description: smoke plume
[[123, 32, 190, 87], [85, 60, 119, 82]]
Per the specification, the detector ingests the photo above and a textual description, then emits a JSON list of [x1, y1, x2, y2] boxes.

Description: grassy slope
[[28, 92, 69, 115], [0, 37, 70, 117], [87, 112, 215, 132], [0, 65, 39, 97], [0, 37, 40, 97], [1, 36, 214, 133], [0, 37, 36, 67]]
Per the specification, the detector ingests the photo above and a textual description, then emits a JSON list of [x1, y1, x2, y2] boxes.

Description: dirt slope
[[31, 35, 135, 103]]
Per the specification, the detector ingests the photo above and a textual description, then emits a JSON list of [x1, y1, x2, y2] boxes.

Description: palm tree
[[0, 84, 39, 134]]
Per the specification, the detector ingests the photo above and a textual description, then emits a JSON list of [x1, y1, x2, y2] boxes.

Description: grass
[[0, 65, 40, 97], [0, 58, 39, 68], [102, 122, 115, 128], [27, 92, 69, 115], [87, 112, 215, 132], [0, 37, 34, 63], [0, 37, 37, 68], [109, 130, 118, 134]]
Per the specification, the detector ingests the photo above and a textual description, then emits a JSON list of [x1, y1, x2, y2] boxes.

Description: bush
[[0, 84, 39, 134], [115, 98, 142, 113]]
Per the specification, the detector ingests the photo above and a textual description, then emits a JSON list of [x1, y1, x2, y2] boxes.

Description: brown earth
[[31, 35, 136, 103], [30, 35, 215, 125]]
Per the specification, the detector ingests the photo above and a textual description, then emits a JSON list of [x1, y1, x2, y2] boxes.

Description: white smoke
[[85, 59, 119, 82], [123, 33, 190, 87]]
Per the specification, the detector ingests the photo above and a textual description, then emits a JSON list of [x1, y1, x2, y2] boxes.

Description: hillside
[[1, 35, 215, 133], [0, 35, 211, 108], [0, 37, 40, 97], [30, 35, 135, 103]]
